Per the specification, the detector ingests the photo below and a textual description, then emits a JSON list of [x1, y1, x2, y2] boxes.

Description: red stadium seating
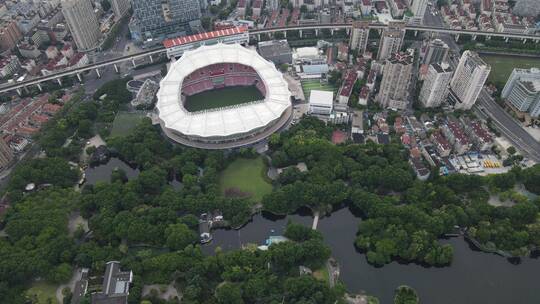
[[181, 62, 265, 97]]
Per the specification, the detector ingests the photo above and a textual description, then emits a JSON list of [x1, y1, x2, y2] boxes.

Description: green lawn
[[184, 86, 264, 112], [301, 80, 336, 100], [26, 282, 58, 304], [481, 54, 540, 85], [219, 157, 272, 203], [111, 112, 146, 137], [313, 266, 330, 283]]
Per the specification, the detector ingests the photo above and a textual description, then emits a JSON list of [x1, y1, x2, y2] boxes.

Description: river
[[203, 207, 540, 304]]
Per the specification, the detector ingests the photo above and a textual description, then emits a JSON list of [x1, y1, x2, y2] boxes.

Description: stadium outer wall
[[158, 105, 293, 149], [156, 43, 293, 150]]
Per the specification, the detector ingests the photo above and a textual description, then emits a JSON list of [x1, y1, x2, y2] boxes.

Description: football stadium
[[156, 43, 293, 149]]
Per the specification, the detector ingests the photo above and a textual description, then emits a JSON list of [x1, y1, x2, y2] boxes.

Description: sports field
[[301, 80, 336, 100], [111, 112, 146, 137], [481, 54, 540, 85], [184, 86, 264, 112], [219, 157, 272, 203]]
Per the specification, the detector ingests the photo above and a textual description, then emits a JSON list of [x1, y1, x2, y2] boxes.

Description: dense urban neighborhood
[[0, 0, 539, 303]]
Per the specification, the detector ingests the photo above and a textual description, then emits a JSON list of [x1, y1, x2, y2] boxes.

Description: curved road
[[475, 91, 540, 162]]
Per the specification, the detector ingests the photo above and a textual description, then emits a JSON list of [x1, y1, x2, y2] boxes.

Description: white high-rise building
[[376, 52, 414, 110], [349, 21, 370, 53], [502, 68, 540, 117], [409, 0, 428, 25], [501, 68, 540, 98], [377, 21, 406, 61], [419, 63, 453, 108], [449, 51, 491, 110], [62, 0, 101, 51], [267, 0, 280, 10], [111, 0, 131, 18]]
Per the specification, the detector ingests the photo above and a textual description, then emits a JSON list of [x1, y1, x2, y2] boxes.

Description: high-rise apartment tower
[[62, 0, 101, 51], [449, 51, 491, 110]]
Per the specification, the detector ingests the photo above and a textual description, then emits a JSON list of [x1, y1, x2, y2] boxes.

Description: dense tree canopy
[[3, 81, 540, 303]]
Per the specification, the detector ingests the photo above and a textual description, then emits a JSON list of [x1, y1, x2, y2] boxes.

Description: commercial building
[[131, 79, 159, 108], [91, 261, 133, 304], [409, 0, 428, 25], [377, 21, 405, 61], [130, 0, 201, 43], [309, 90, 334, 115], [501, 68, 540, 117], [349, 21, 370, 54], [111, 0, 131, 18], [258, 39, 293, 65], [61, 0, 101, 51], [419, 63, 453, 108], [424, 39, 449, 65], [505, 79, 540, 116], [18, 42, 41, 58], [376, 52, 413, 110], [0, 19, 22, 51], [448, 51, 490, 110], [163, 26, 249, 58], [0, 55, 20, 78]]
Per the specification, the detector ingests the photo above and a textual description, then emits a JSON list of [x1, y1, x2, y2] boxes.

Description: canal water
[[85, 157, 140, 185], [84, 159, 540, 303], [203, 207, 540, 304]]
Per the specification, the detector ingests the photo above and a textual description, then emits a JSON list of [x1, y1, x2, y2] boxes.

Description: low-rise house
[[61, 43, 74, 59], [410, 157, 430, 180], [461, 117, 493, 151], [337, 69, 358, 105], [358, 85, 370, 105], [45, 45, 58, 59], [68, 53, 89, 68], [394, 116, 406, 134], [441, 118, 471, 155], [431, 131, 452, 157], [337, 43, 349, 62], [252, 0, 263, 18]]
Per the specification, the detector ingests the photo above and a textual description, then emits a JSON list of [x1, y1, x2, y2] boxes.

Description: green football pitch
[[301, 80, 336, 100], [184, 86, 264, 112], [481, 54, 540, 85]]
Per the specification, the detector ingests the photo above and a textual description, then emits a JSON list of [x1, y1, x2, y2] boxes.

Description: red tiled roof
[[68, 53, 85, 66], [163, 27, 248, 48], [359, 85, 369, 98], [42, 103, 62, 114], [30, 114, 49, 124], [339, 69, 358, 97]]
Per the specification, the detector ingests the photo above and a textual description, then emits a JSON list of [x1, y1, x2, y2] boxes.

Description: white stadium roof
[[156, 43, 291, 138]]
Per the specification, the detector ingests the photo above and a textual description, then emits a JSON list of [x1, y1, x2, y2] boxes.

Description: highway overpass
[[1, 23, 539, 94]]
